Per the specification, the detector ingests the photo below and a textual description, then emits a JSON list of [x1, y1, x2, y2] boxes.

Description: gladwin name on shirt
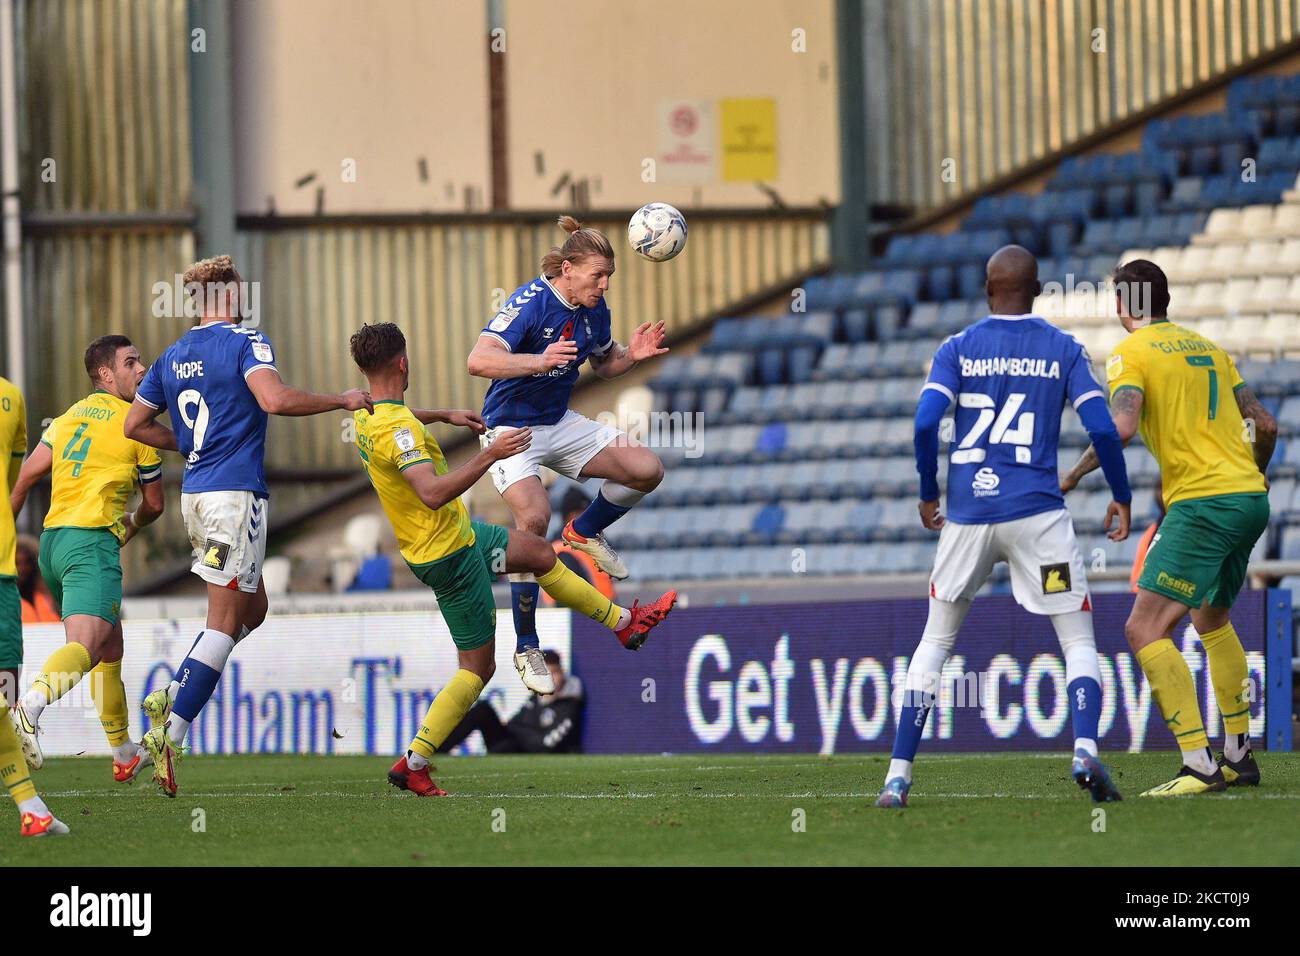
[[959, 357, 1062, 378]]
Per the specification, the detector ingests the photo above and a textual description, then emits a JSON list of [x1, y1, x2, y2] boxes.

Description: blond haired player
[[467, 216, 670, 694], [351, 322, 676, 796], [1063, 259, 1277, 796], [9, 336, 164, 783]]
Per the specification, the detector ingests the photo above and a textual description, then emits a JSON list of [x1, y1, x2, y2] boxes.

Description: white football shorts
[[181, 490, 268, 593], [929, 507, 1090, 615], [481, 409, 622, 494]]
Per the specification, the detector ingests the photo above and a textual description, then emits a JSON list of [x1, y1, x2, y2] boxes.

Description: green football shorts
[[1138, 492, 1270, 609], [0, 576, 20, 668], [39, 526, 123, 625], [406, 521, 510, 651]]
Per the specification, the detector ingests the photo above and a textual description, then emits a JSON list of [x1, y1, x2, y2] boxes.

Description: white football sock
[[886, 758, 913, 785], [615, 608, 631, 631], [20, 689, 47, 724], [407, 750, 429, 771], [1074, 738, 1098, 758], [1182, 746, 1217, 776], [18, 795, 49, 817], [113, 742, 140, 764], [1224, 731, 1250, 762], [167, 628, 236, 747]]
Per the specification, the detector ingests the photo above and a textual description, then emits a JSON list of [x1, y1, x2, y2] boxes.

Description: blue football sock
[[571, 491, 632, 538], [1067, 675, 1102, 743], [511, 582, 540, 653], [891, 689, 933, 762], [169, 629, 236, 734]]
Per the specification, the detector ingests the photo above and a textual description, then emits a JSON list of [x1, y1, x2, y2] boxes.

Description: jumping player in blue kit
[[124, 255, 372, 796], [876, 245, 1133, 808], [467, 216, 674, 695]]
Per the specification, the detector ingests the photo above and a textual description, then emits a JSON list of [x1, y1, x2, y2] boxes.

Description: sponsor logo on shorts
[[1156, 570, 1197, 598], [1040, 562, 1071, 594], [972, 467, 1000, 497], [201, 538, 231, 571]]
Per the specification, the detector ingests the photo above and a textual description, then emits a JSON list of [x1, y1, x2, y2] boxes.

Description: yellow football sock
[[1199, 622, 1252, 737], [0, 701, 37, 806], [90, 659, 131, 748], [31, 641, 93, 706], [1137, 638, 1209, 753], [536, 559, 624, 630], [408, 669, 485, 759]]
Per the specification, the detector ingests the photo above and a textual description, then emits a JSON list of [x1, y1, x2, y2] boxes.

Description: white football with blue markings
[[627, 202, 688, 262]]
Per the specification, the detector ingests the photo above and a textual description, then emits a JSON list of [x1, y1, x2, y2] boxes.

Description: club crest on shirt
[[394, 427, 416, 452]]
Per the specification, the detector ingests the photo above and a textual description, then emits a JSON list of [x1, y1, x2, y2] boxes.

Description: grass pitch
[[6, 752, 1297, 866]]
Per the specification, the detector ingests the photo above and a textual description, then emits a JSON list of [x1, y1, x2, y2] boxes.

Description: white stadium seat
[[1185, 280, 1225, 318], [1194, 208, 1244, 246], [1222, 314, 1267, 354], [1243, 274, 1289, 313], [1204, 243, 1246, 280], [1266, 202, 1300, 239], [1230, 239, 1282, 277], [1270, 237, 1300, 275], [1238, 205, 1277, 240], [1221, 277, 1258, 314], [1165, 244, 1207, 282]]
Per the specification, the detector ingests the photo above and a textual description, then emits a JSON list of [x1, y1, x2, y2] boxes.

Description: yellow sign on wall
[[720, 98, 777, 182]]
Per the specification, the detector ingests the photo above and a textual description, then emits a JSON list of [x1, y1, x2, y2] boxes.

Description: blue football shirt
[[479, 275, 614, 427], [136, 322, 276, 497], [922, 314, 1105, 523]]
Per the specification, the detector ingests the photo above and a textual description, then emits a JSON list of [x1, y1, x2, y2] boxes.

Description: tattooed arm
[[1061, 386, 1143, 492], [1235, 384, 1278, 476]]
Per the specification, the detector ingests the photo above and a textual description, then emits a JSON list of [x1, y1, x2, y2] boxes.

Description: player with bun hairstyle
[[467, 216, 672, 695]]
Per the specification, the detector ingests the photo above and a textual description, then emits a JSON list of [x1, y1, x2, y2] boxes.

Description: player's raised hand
[[445, 409, 487, 434], [540, 339, 579, 370], [918, 499, 945, 531], [1104, 499, 1131, 542], [487, 427, 531, 460], [340, 388, 373, 413], [628, 321, 669, 361]]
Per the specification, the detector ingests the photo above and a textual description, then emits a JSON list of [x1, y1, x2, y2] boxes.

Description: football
[[628, 202, 688, 261]]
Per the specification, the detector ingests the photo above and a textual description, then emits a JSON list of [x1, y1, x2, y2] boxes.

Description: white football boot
[[513, 646, 556, 695], [561, 520, 630, 580]]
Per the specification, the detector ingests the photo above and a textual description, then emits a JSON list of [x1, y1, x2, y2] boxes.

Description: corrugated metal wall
[[19, 0, 191, 212], [14, 0, 195, 583], [862, 0, 1300, 211]]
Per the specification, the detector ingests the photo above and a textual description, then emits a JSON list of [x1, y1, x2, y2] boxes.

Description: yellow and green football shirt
[[354, 400, 474, 565], [42, 391, 163, 543], [0, 377, 26, 577], [1107, 320, 1266, 506]]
